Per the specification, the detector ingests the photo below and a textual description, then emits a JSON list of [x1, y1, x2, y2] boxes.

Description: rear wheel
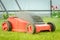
[[26, 24, 36, 34], [2, 20, 12, 31], [47, 22, 56, 32]]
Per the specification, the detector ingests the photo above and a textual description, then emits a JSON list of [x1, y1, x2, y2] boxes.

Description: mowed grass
[[0, 17, 60, 40]]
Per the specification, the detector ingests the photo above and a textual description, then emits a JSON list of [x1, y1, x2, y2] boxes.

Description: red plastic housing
[[2, 17, 51, 33]]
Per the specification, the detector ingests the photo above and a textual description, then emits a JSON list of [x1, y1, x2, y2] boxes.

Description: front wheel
[[2, 20, 12, 31], [47, 22, 56, 32]]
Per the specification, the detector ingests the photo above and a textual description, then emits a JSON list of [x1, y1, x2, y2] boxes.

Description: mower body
[[2, 13, 55, 34]]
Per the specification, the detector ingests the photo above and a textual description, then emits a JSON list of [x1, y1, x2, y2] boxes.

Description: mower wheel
[[26, 23, 36, 34], [2, 20, 12, 31], [47, 22, 56, 32]]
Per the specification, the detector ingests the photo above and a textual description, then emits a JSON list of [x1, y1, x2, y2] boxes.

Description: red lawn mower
[[2, 12, 56, 34]]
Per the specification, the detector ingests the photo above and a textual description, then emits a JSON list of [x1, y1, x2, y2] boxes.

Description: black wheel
[[47, 22, 56, 32], [2, 20, 12, 31], [26, 23, 36, 34]]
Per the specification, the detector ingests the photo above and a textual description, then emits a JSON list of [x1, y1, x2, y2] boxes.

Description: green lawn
[[0, 17, 60, 40]]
